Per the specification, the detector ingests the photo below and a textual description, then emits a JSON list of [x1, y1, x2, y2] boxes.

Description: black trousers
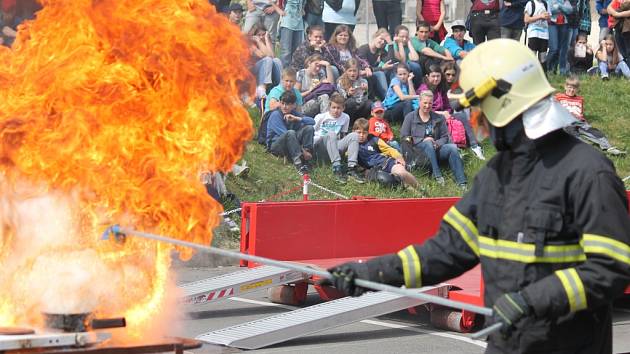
[[470, 11, 500, 45], [372, 0, 402, 37]]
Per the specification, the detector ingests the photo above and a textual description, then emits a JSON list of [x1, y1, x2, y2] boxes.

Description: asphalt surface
[[172, 265, 630, 354]]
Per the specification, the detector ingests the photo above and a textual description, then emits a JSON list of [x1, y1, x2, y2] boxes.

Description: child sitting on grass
[[313, 93, 366, 183], [555, 75, 625, 155], [354, 118, 419, 188], [368, 101, 401, 151]]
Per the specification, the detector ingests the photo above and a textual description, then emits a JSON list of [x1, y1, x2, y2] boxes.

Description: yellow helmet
[[458, 39, 555, 127]]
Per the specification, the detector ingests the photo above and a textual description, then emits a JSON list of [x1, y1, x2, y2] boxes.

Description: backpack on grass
[[446, 117, 467, 148]]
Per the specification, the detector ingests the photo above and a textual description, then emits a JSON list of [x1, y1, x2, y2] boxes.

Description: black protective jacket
[[370, 130, 630, 353]]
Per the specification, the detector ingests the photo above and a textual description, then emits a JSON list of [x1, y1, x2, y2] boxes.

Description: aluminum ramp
[[196, 284, 449, 349], [180, 265, 307, 304]]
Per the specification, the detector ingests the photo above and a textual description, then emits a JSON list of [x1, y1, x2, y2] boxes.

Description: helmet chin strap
[[489, 117, 526, 151]]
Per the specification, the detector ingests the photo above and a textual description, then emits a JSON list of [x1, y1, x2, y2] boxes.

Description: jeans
[[270, 126, 315, 165], [370, 71, 389, 100], [253, 57, 282, 86], [452, 111, 478, 147], [500, 27, 523, 41], [243, 9, 280, 45], [372, 0, 402, 37], [415, 141, 466, 184], [279, 27, 304, 68], [598, 60, 630, 78], [305, 12, 324, 28], [548, 23, 571, 75], [314, 131, 360, 167]]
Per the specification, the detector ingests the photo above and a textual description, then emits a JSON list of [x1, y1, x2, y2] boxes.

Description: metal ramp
[[180, 265, 307, 305], [196, 284, 449, 349]]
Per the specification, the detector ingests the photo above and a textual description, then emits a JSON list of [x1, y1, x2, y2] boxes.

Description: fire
[[0, 0, 252, 338]]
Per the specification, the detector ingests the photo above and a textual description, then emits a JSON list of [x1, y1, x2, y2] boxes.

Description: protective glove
[[324, 261, 371, 297], [492, 292, 532, 336]]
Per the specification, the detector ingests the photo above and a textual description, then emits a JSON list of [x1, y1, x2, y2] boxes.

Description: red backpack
[[446, 117, 467, 148]]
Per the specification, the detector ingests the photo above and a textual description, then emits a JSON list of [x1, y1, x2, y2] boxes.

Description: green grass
[[223, 75, 630, 209]]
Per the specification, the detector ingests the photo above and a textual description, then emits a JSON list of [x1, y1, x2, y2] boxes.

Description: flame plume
[[0, 0, 252, 337]]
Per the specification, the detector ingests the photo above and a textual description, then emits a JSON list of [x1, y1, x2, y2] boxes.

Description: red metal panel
[[240, 197, 457, 262]]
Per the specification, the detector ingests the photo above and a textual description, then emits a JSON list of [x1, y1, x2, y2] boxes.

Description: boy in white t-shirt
[[524, 0, 551, 65], [313, 93, 365, 183]]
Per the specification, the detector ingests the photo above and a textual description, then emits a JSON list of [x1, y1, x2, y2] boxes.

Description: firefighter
[[326, 39, 630, 354]]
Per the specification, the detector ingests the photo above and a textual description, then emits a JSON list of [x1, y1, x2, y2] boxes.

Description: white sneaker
[[223, 217, 240, 232], [601, 72, 610, 81], [471, 146, 486, 160], [606, 147, 626, 156]]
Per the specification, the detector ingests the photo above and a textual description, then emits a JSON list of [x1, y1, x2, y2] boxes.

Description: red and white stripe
[[184, 288, 235, 304]]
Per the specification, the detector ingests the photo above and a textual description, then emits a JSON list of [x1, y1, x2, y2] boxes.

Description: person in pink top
[[416, 0, 447, 43]]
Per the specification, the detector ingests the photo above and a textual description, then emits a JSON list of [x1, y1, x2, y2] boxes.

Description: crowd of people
[[214, 0, 626, 190]]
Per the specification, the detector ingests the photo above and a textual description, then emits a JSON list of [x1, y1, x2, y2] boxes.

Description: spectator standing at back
[[0, 0, 18, 47], [291, 25, 326, 71], [266, 91, 316, 175], [442, 20, 475, 63], [596, 0, 612, 41], [416, 0, 447, 42], [524, 0, 550, 66], [210, 0, 231, 13], [305, 0, 325, 28], [567, 0, 591, 46], [546, 0, 573, 75], [279, 0, 306, 68], [499, 0, 527, 40], [372, 0, 402, 37], [243, 0, 284, 47], [322, 0, 359, 41], [468, 0, 501, 44]]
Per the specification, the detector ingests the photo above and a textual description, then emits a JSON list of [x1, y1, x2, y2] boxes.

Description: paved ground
[[172, 265, 630, 354]]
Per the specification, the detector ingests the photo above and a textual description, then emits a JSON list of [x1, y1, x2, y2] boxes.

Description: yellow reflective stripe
[[555, 268, 587, 312], [397, 246, 422, 288], [583, 234, 630, 266], [443, 206, 480, 257], [478, 236, 586, 263]]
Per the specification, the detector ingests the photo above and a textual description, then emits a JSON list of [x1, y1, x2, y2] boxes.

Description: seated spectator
[[278, 0, 305, 68], [401, 90, 467, 188], [442, 61, 461, 93], [442, 20, 475, 64], [412, 21, 454, 72], [336, 58, 372, 125], [569, 33, 594, 74], [383, 63, 420, 123], [313, 93, 365, 183], [265, 91, 316, 175], [368, 101, 400, 151], [354, 118, 419, 188], [291, 25, 326, 71], [380, 25, 423, 87], [228, 3, 244, 25], [0, 1, 18, 47], [556, 75, 625, 155], [417, 64, 485, 160], [248, 24, 282, 100], [242, 0, 283, 47], [296, 54, 335, 117], [596, 34, 630, 79], [265, 68, 303, 112], [357, 28, 393, 100], [322, 24, 370, 80]]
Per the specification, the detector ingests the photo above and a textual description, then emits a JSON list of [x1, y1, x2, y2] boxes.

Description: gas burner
[[43, 312, 126, 333]]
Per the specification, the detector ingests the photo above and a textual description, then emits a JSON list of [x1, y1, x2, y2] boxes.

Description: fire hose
[[101, 225, 503, 339]]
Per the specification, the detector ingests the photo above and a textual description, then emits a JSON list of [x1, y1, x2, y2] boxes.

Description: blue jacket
[[442, 36, 476, 61], [596, 0, 611, 29], [500, 0, 529, 29], [266, 109, 315, 148]]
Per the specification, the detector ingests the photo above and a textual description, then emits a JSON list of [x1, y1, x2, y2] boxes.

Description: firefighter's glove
[[326, 262, 371, 297], [492, 292, 531, 337]]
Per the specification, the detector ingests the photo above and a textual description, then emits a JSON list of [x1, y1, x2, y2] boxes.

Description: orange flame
[[0, 0, 252, 337]]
